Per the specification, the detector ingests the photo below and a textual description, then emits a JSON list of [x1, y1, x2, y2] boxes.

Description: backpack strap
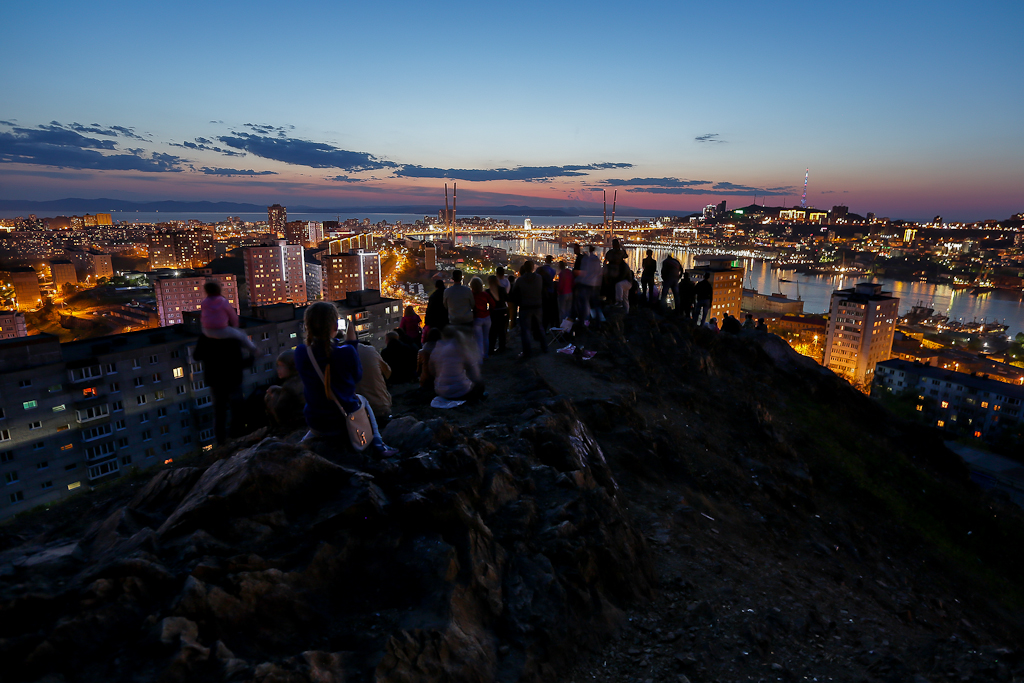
[[305, 345, 348, 417]]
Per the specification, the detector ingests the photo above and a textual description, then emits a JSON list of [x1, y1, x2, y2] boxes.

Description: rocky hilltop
[[2, 312, 1023, 683]]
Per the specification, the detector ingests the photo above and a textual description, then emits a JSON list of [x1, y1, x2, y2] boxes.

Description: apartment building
[[323, 250, 382, 302], [243, 241, 307, 306], [50, 260, 78, 290], [153, 273, 239, 327], [686, 255, 744, 322], [823, 283, 899, 387], [0, 315, 304, 520], [0, 311, 27, 339], [148, 230, 215, 269], [9, 267, 41, 311], [304, 255, 323, 300], [873, 359, 1023, 444], [250, 289, 402, 350]]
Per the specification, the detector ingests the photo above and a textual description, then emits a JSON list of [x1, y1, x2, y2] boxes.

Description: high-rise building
[[830, 205, 849, 224], [82, 214, 98, 228], [242, 241, 307, 306], [153, 274, 239, 327], [284, 220, 323, 247], [148, 231, 215, 270], [95, 213, 113, 226], [304, 256, 323, 301], [0, 311, 27, 339], [686, 256, 744, 323], [823, 283, 899, 387], [9, 268, 41, 311], [268, 204, 287, 235], [89, 252, 114, 280], [323, 251, 381, 302]]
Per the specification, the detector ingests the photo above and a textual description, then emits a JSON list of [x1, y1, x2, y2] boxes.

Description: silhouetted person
[[756, 318, 768, 332], [640, 249, 657, 304], [424, 280, 448, 333], [660, 254, 682, 309], [743, 313, 756, 331], [444, 269, 475, 328], [194, 326, 246, 446], [693, 272, 713, 324], [380, 331, 418, 384], [722, 314, 742, 334], [539, 255, 558, 328], [678, 272, 695, 318], [511, 260, 547, 358], [487, 274, 509, 354]]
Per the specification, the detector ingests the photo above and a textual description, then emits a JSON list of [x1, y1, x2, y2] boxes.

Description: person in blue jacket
[[294, 301, 396, 456]]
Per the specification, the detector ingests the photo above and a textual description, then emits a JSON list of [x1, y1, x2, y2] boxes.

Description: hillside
[[1, 312, 1022, 683]]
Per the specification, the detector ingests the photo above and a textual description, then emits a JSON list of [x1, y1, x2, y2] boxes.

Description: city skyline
[[2, 0, 1022, 222]]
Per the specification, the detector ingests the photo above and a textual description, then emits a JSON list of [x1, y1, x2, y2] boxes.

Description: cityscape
[[3, 0, 1024, 681]]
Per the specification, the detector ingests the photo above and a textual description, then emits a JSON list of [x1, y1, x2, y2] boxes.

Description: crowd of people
[[196, 244, 772, 455]]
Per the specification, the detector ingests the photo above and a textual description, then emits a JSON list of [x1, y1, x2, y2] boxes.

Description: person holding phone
[[295, 301, 396, 456]]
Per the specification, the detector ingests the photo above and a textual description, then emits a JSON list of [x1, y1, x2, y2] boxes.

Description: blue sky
[[1, 0, 1022, 220]]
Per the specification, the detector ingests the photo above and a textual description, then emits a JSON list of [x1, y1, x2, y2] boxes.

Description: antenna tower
[[801, 168, 809, 208], [610, 190, 617, 243]]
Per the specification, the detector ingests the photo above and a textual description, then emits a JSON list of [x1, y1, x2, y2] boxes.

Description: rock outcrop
[[0, 402, 652, 682]]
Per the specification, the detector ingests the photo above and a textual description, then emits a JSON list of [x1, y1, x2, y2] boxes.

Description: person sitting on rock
[[380, 331, 418, 384], [417, 327, 442, 387], [398, 305, 422, 344], [721, 314, 743, 334], [756, 317, 768, 332], [743, 313, 756, 331], [294, 301, 396, 456], [706, 317, 720, 333], [424, 326, 484, 403], [354, 339, 392, 421], [265, 349, 305, 430]]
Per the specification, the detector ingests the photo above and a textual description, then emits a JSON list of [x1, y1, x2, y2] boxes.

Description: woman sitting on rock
[[294, 301, 396, 456], [265, 349, 305, 430]]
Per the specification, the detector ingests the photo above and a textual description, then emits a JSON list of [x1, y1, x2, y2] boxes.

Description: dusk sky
[[2, 0, 1022, 221]]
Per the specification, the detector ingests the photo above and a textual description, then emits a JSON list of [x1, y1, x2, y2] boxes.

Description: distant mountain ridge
[[0, 198, 694, 218]]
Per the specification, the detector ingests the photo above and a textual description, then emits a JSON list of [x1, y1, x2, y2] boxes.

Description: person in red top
[[556, 261, 575, 321], [200, 281, 256, 351], [469, 277, 495, 360], [398, 305, 422, 343]]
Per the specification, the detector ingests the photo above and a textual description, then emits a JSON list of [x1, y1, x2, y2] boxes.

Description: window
[[199, 428, 214, 441], [82, 424, 113, 441], [23, 400, 37, 410], [154, 390, 165, 401], [117, 437, 128, 448], [156, 407, 167, 418], [136, 395, 147, 406], [937, 420, 945, 427], [180, 417, 190, 428], [4, 471, 18, 484], [134, 377, 144, 388], [994, 405, 1002, 412], [36, 460, 48, 469], [70, 366, 101, 382], [178, 402, 189, 413], [132, 359, 141, 369], [41, 481, 52, 490], [115, 419, 126, 430], [110, 382, 121, 393], [195, 396, 212, 408], [161, 442, 173, 452], [48, 384, 62, 393], [9, 491, 23, 504], [192, 379, 206, 391], [112, 400, 123, 412], [145, 447, 156, 458], [52, 404, 66, 413], [152, 373, 162, 383], [290, 332, 297, 339], [19, 379, 31, 388], [182, 435, 192, 445], [149, 354, 159, 364], [981, 401, 989, 409], [141, 430, 152, 441], [121, 455, 132, 466], [32, 442, 44, 451], [940, 401, 949, 409], [0, 451, 12, 462], [76, 404, 109, 423], [139, 412, 150, 423], [65, 463, 77, 471], [176, 385, 186, 395], [171, 350, 180, 359], [28, 421, 41, 430], [916, 405, 923, 411], [56, 423, 69, 432], [0, 429, 8, 442], [189, 362, 202, 373], [67, 481, 81, 490], [105, 363, 117, 374], [82, 387, 98, 398], [60, 444, 72, 451], [88, 459, 119, 480], [264, 362, 274, 372], [85, 442, 116, 460], [159, 425, 171, 435], [172, 367, 184, 379]]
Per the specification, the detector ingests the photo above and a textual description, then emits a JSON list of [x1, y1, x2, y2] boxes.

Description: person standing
[[443, 269, 475, 329], [538, 255, 558, 328], [487, 274, 509, 354], [556, 261, 574, 321], [424, 280, 448, 337], [470, 276, 494, 360], [660, 254, 682, 310], [510, 260, 547, 357], [678, 272, 696, 318], [640, 249, 657, 304], [575, 246, 604, 323], [693, 272, 713, 325]]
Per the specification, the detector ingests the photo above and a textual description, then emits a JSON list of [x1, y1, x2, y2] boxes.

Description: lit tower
[[801, 169, 809, 209]]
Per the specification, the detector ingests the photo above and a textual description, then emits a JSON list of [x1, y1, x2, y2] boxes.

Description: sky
[[1, 0, 1022, 221]]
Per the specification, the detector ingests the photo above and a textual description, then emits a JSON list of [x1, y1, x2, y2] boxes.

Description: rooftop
[[876, 358, 1024, 400]]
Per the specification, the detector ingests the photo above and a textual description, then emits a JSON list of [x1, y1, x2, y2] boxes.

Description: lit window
[[23, 400, 37, 410], [940, 401, 948, 409], [973, 431, 982, 438], [915, 405, 923, 411], [173, 367, 184, 379], [937, 420, 945, 427]]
